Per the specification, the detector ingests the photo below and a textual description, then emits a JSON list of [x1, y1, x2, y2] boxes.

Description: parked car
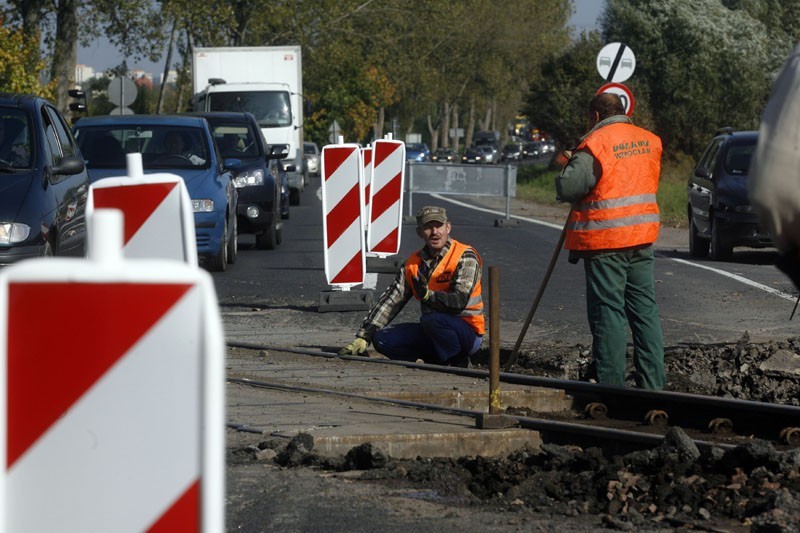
[[194, 111, 285, 250], [0, 93, 88, 265], [687, 128, 772, 260], [303, 141, 320, 179], [431, 147, 458, 163], [73, 114, 238, 272], [461, 146, 485, 164], [405, 142, 430, 162], [500, 143, 523, 161]]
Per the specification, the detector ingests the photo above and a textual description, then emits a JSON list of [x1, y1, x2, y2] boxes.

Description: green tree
[[601, 0, 794, 157], [0, 19, 55, 98]]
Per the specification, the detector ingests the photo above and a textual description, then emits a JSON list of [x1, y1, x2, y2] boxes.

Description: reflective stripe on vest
[[405, 239, 485, 335], [565, 122, 662, 251]]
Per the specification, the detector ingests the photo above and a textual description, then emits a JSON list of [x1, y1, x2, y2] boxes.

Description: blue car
[[405, 142, 430, 162], [72, 115, 238, 272], [0, 93, 88, 265], [192, 111, 287, 250]]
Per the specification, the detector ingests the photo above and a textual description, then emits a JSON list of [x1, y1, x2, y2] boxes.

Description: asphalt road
[[211, 173, 800, 353]]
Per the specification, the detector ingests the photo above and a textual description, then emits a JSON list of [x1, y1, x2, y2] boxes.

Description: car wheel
[[227, 213, 238, 265], [710, 220, 733, 261], [688, 217, 709, 258], [256, 219, 278, 250], [208, 219, 228, 272]]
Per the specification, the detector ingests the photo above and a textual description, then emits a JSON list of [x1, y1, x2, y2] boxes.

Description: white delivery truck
[[190, 46, 305, 204]]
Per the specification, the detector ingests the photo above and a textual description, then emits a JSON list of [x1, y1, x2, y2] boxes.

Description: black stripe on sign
[[606, 44, 627, 82]]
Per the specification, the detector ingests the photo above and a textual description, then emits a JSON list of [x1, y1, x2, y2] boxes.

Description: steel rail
[[228, 376, 734, 452], [227, 341, 800, 443]]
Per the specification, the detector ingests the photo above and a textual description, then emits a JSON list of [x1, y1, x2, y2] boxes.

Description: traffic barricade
[[0, 208, 224, 532], [87, 153, 198, 264], [319, 141, 371, 312]]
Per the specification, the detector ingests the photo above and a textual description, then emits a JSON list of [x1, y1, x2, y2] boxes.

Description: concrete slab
[[225, 348, 556, 459]]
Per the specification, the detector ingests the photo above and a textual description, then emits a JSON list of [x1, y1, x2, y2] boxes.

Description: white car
[[303, 142, 320, 179]]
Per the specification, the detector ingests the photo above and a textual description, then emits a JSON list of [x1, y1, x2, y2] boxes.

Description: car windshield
[[304, 143, 317, 155], [75, 124, 210, 170], [208, 91, 292, 128], [724, 142, 755, 176], [210, 123, 263, 160], [0, 108, 33, 170], [407, 143, 425, 152]]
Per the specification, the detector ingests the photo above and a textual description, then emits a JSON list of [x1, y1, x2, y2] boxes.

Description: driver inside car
[[163, 130, 205, 165]]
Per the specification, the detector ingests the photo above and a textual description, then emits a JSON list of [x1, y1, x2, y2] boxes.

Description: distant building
[[75, 64, 95, 84], [161, 70, 178, 85]]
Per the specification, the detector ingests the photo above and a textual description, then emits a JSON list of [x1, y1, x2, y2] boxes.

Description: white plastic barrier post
[[367, 138, 405, 257], [86, 153, 198, 265], [0, 208, 225, 532]]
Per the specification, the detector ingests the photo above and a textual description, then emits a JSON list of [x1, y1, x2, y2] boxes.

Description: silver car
[[303, 141, 320, 179]]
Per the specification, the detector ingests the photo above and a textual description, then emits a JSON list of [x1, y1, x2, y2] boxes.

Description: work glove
[[339, 337, 368, 356], [412, 272, 432, 302]]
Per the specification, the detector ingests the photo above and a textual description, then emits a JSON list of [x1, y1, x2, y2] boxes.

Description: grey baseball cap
[[416, 206, 448, 226]]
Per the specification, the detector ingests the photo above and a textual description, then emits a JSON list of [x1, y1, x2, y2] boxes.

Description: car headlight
[[232, 168, 264, 189], [0, 223, 31, 244], [192, 199, 215, 213]]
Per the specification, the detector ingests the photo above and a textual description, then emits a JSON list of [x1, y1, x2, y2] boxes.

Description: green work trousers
[[583, 246, 665, 389]]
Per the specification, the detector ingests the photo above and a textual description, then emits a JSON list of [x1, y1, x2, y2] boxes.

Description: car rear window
[[75, 125, 210, 170], [724, 143, 755, 176]]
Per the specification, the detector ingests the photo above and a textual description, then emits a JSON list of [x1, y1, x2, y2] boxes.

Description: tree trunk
[[426, 114, 438, 152], [373, 106, 385, 140], [157, 20, 178, 114], [50, 0, 79, 114], [466, 98, 476, 149], [440, 101, 450, 149], [452, 103, 460, 153]]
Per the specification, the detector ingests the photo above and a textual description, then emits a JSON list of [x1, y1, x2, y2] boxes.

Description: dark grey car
[[687, 128, 773, 260]]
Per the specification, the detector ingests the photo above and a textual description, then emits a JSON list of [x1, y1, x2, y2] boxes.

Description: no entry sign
[[596, 42, 636, 83], [597, 82, 635, 116]]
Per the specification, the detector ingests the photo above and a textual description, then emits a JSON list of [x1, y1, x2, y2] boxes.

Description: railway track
[[227, 342, 800, 452]]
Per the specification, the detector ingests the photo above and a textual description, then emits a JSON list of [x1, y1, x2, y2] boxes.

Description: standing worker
[[556, 93, 665, 389], [339, 206, 484, 367]]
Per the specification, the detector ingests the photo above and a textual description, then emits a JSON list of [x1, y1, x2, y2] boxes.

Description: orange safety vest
[[565, 122, 662, 251], [405, 239, 485, 335]]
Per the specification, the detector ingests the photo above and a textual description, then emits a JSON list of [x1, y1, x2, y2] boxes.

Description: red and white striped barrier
[[367, 139, 405, 256], [321, 143, 365, 287], [87, 153, 197, 265], [361, 146, 372, 232], [0, 209, 224, 533]]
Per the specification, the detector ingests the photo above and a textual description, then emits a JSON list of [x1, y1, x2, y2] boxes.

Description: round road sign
[[107, 76, 138, 108], [596, 42, 636, 83], [596, 82, 635, 116]]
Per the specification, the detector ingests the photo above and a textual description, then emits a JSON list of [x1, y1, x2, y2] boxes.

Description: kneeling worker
[[339, 206, 484, 366]]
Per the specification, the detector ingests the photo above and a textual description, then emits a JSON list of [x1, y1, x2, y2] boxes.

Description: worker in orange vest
[[556, 93, 665, 389], [339, 206, 484, 367]]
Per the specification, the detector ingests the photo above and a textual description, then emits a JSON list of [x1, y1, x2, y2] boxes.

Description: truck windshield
[[208, 91, 292, 128]]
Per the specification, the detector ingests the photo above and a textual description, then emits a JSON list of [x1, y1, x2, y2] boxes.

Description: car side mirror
[[51, 156, 85, 176], [283, 163, 296, 172], [268, 144, 290, 160], [223, 158, 242, 170], [694, 167, 711, 179]]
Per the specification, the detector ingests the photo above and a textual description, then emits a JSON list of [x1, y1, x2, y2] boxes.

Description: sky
[[78, 0, 606, 74]]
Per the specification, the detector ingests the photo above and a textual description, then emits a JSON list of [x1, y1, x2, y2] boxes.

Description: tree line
[[1, 0, 798, 161]]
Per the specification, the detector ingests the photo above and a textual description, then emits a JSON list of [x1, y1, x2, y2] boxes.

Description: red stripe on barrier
[[330, 251, 362, 284], [373, 141, 399, 167], [147, 479, 200, 532], [323, 147, 354, 181], [372, 228, 399, 254], [93, 183, 177, 244], [326, 184, 360, 247], [370, 171, 401, 222], [6, 282, 192, 469]]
